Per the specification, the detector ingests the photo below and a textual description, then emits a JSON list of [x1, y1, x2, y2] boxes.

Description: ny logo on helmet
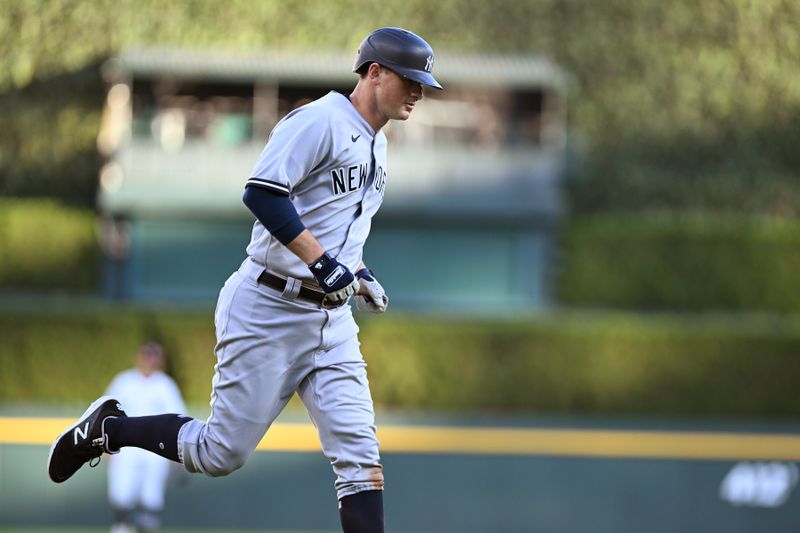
[[425, 55, 434, 72]]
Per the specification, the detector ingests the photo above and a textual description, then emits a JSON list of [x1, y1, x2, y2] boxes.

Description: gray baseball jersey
[[177, 91, 387, 500], [246, 91, 388, 279]]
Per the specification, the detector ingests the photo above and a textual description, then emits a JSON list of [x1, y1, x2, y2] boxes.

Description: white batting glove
[[354, 268, 388, 313]]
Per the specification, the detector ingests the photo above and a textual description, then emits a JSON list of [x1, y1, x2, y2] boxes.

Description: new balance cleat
[[47, 396, 126, 483]]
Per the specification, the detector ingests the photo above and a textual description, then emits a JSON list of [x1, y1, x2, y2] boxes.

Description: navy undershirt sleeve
[[242, 185, 306, 246]]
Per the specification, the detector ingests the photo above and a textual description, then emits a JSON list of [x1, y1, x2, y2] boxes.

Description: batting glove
[[354, 268, 389, 313], [308, 252, 360, 305]]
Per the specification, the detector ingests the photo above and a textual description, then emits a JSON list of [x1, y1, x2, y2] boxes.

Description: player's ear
[[367, 63, 382, 84]]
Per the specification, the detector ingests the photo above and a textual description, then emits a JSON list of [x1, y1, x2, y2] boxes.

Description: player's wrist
[[308, 252, 355, 293], [308, 252, 327, 268], [355, 267, 375, 281], [308, 252, 337, 274]]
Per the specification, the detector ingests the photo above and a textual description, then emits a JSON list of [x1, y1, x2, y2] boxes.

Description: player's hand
[[308, 252, 360, 305], [354, 268, 389, 313]]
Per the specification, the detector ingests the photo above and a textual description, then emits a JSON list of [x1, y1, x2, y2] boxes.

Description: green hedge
[[2, 308, 799, 419], [0, 199, 99, 291], [557, 213, 800, 313]]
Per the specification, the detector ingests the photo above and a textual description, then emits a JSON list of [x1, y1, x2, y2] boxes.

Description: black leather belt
[[257, 271, 347, 308]]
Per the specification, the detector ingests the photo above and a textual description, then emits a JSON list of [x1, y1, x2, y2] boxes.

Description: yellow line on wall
[[376, 425, 800, 461], [2, 417, 799, 461]]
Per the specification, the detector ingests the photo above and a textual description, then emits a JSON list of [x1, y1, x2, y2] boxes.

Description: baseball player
[[105, 342, 186, 533], [48, 27, 441, 533]]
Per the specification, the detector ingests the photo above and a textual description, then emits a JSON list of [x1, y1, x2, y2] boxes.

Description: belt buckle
[[320, 296, 347, 309]]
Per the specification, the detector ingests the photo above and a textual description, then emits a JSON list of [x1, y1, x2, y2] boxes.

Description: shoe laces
[[81, 414, 119, 472], [88, 432, 109, 468]]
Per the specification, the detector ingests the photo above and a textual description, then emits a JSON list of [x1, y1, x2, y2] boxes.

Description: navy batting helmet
[[353, 27, 442, 90]]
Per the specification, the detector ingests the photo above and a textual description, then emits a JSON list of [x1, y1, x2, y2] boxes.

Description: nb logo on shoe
[[73, 422, 90, 445]]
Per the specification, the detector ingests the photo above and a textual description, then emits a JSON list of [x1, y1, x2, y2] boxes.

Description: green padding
[[129, 219, 250, 297]]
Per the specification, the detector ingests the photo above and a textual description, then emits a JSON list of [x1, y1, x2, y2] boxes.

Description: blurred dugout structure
[[96, 48, 570, 311]]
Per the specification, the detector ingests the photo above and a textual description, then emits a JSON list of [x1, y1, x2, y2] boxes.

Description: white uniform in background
[[105, 368, 186, 525]]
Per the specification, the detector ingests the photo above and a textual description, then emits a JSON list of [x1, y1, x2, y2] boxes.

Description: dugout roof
[[103, 48, 570, 91]]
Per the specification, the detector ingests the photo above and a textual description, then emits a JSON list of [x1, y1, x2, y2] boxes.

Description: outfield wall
[[2, 412, 798, 533]]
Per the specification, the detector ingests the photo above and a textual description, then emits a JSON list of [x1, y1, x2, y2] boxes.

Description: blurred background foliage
[[557, 213, 800, 312], [1, 0, 799, 212], [0, 0, 800, 215], [3, 308, 800, 418], [0, 198, 98, 290]]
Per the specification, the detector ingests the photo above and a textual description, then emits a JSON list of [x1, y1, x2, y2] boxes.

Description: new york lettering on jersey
[[329, 151, 387, 197], [331, 163, 369, 196], [372, 165, 387, 196]]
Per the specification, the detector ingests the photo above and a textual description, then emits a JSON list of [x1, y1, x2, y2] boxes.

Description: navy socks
[[105, 414, 192, 462], [339, 489, 384, 533]]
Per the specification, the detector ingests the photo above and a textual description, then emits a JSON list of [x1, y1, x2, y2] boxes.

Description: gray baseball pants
[[178, 258, 384, 499]]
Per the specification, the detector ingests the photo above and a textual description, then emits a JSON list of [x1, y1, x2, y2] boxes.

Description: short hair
[[139, 341, 164, 358]]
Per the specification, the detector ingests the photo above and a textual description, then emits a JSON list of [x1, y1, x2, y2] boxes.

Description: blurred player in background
[[105, 342, 186, 533]]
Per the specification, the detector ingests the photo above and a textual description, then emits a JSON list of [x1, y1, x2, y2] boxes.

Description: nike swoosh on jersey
[[351, 134, 360, 142]]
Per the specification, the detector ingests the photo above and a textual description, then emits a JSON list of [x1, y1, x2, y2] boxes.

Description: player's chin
[[396, 106, 414, 120]]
